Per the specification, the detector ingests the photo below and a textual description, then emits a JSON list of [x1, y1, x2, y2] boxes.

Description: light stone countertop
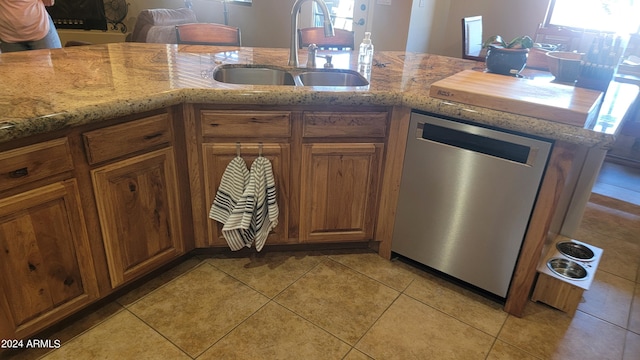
[[0, 43, 637, 147]]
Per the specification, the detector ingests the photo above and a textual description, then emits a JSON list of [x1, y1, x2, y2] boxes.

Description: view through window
[[547, 0, 640, 34], [313, 0, 354, 30]]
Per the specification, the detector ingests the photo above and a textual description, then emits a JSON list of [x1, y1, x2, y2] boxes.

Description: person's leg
[[28, 15, 62, 50]]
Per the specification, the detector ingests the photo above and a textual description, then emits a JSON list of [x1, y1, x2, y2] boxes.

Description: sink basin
[[213, 65, 295, 86], [296, 69, 369, 87], [212, 65, 369, 87]]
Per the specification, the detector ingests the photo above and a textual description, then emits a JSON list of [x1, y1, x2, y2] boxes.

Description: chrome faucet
[[288, 0, 335, 67]]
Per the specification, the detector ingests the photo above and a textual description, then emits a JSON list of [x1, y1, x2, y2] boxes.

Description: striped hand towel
[[221, 165, 257, 250], [249, 156, 279, 252], [208, 156, 251, 251]]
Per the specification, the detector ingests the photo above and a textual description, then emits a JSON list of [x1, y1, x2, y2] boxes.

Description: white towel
[[221, 166, 257, 250], [209, 156, 251, 251], [249, 156, 279, 252], [209, 155, 279, 251]]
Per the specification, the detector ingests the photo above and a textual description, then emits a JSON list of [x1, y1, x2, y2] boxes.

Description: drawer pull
[[143, 132, 164, 141], [9, 167, 29, 178]]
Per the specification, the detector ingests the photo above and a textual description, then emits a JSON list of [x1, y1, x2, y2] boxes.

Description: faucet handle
[[307, 44, 318, 68], [323, 54, 333, 68]]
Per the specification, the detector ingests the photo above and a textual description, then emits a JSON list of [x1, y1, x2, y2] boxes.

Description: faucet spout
[[288, 0, 335, 67]]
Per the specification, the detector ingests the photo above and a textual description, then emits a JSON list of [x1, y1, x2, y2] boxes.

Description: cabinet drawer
[[200, 111, 291, 138], [83, 113, 172, 164], [0, 138, 73, 192], [302, 112, 388, 138]]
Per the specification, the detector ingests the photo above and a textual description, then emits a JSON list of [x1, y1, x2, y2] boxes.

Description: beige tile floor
[[3, 162, 640, 360]]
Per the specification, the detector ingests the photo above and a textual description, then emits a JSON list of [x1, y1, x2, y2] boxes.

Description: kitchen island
[[0, 43, 637, 340]]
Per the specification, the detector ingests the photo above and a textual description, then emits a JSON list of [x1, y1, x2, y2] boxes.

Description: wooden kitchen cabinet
[[0, 139, 98, 340], [298, 111, 387, 242], [203, 143, 291, 246], [188, 106, 390, 247], [299, 142, 383, 242], [198, 109, 292, 247], [85, 114, 185, 289]]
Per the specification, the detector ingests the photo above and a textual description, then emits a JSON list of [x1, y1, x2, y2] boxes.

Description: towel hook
[[236, 142, 241, 157], [258, 142, 263, 157]]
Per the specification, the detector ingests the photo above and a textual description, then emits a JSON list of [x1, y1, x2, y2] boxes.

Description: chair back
[[298, 28, 355, 50], [462, 16, 484, 61], [534, 24, 583, 51], [175, 23, 241, 46], [129, 8, 198, 43]]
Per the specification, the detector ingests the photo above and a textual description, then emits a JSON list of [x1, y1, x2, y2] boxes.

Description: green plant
[[482, 35, 534, 49]]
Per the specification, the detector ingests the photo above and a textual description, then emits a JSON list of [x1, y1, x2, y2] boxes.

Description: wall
[[406, 0, 441, 53], [369, 0, 412, 51], [409, 0, 549, 57], [58, 0, 548, 57]]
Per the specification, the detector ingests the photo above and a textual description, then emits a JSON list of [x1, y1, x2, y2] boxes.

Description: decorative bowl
[[546, 51, 583, 83]]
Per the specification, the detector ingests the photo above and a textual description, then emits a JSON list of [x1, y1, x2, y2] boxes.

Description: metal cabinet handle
[[143, 132, 164, 141], [9, 167, 28, 178]]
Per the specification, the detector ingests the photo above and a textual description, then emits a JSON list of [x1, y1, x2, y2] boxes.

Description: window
[[313, 0, 354, 30], [546, 0, 640, 34]]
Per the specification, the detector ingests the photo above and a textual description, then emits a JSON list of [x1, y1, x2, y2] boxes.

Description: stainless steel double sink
[[212, 64, 369, 87]]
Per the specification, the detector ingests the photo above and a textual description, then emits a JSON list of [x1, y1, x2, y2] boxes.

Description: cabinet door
[[0, 180, 98, 339], [300, 143, 383, 242], [91, 148, 183, 288], [203, 143, 291, 247]]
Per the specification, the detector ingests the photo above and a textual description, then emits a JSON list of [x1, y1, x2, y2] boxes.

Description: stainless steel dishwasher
[[392, 111, 552, 298]]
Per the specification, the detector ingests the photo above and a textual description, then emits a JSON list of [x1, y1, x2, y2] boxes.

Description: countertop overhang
[[0, 43, 637, 147]]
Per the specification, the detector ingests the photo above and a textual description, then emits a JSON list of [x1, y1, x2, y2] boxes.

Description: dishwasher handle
[[417, 122, 534, 165]]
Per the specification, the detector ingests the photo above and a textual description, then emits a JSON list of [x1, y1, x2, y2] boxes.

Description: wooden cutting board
[[429, 70, 604, 127]]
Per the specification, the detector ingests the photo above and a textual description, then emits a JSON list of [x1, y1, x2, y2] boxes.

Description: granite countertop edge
[[0, 44, 630, 148], [0, 88, 612, 148]]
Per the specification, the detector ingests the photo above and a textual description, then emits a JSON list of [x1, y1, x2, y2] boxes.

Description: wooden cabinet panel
[[0, 138, 73, 192], [299, 143, 383, 242], [83, 113, 172, 164], [200, 110, 291, 138], [0, 180, 98, 339], [203, 143, 291, 247], [302, 111, 388, 138], [91, 147, 184, 288]]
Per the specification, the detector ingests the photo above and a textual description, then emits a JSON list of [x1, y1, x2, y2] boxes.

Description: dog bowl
[[556, 241, 595, 262], [547, 258, 588, 280]]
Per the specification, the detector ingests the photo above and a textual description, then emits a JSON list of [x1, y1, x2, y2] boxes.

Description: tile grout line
[[327, 253, 526, 360], [203, 253, 330, 301], [30, 213, 638, 360], [31, 258, 205, 360], [190, 299, 273, 359], [33, 305, 130, 360], [120, 308, 196, 359], [349, 278, 411, 359], [628, 281, 640, 336], [203, 257, 358, 358], [588, 267, 638, 330], [327, 253, 517, 352], [324, 254, 410, 293], [115, 257, 206, 309]]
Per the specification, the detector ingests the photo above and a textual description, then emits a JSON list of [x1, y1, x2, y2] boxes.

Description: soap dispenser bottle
[[358, 32, 374, 73]]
